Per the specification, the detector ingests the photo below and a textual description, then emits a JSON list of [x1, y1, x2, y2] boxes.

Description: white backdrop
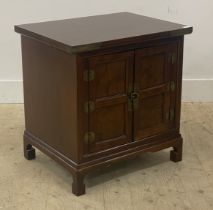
[[0, 0, 212, 102]]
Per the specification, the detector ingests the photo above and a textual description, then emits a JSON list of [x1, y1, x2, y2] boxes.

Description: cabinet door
[[134, 44, 177, 140], [85, 51, 134, 153]]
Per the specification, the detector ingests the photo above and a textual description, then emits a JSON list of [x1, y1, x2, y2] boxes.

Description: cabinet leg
[[24, 138, 36, 160], [72, 172, 85, 196], [170, 138, 183, 162]]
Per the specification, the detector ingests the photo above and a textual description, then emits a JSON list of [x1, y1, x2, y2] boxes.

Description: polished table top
[[15, 12, 192, 53]]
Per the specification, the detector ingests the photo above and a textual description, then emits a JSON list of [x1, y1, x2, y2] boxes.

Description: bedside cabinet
[[15, 12, 192, 196]]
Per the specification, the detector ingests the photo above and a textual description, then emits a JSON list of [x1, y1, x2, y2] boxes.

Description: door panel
[[135, 86, 170, 139], [137, 53, 166, 89], [134, 44, 176, 140], [91, 61, 126, 98], [86, 51, 134, 153]]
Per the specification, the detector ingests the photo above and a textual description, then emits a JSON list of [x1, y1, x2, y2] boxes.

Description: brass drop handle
[[129, 91, 140, 100], [128, 91, 140, 111]]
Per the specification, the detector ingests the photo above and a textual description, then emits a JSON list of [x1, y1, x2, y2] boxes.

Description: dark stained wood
[[15, 12, 192, 54], [16, 12, 192, 196], [23, 141, 36, 160], [72, 172, 85, 196], [170, 137, 183, 162], [21, 36, 79, 162], [134, 44, 174, 140], [87, 51, 134, 153]]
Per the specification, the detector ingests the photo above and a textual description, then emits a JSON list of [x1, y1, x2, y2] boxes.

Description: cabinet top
[[15, 12, 192, 54]]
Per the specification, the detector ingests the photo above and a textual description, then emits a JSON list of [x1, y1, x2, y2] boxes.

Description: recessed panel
[[137, 53, 165, 89], [93, 61, 126, 98], [90, 104, 125, 142], [134, 92, 169, 140], [138, 94, 163, 130]]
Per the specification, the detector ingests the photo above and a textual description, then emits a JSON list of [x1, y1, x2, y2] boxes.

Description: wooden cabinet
[[15, 12, 192, 196]]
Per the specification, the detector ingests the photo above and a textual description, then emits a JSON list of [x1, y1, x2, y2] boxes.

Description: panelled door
[[85, 51, 134, 153], [133, 44, 177, 140], [83, 43, 177, 154]]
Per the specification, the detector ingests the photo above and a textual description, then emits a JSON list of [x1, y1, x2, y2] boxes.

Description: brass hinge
[[84, 132, 95, 144], [84, 101, 95, 113], [167, 81, 176, 92], [171, 81, 176, 91], [83, 70, 95, 81], [168, 53, 177, 64], [166, 108, 175, 121]]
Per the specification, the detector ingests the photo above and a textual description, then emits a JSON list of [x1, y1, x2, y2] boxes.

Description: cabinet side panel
[[21, 36, 78, 162]]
